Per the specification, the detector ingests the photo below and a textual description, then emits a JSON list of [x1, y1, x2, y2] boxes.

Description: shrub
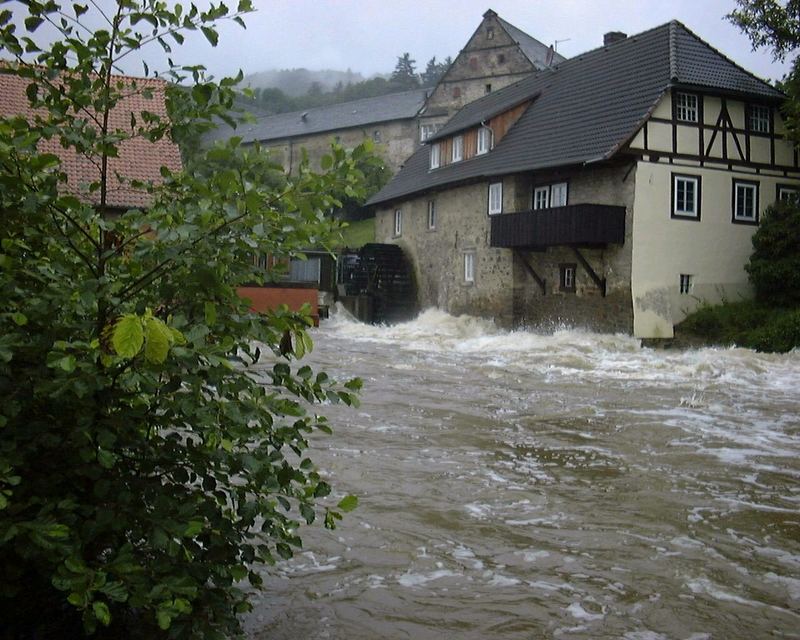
[[746, 200, 800, 307], [0, 3, 363, 638]]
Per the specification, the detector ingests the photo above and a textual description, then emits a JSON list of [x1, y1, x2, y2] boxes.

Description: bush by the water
[[678, 301, 800, 352], [746, 200, 800, 307]]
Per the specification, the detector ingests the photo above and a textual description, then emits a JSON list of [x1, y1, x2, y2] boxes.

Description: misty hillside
[[241, 68, 386, 97]]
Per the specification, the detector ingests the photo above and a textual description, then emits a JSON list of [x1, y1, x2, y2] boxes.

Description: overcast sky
[[8, 1, 794, 84], [151, 0, 791, 84]]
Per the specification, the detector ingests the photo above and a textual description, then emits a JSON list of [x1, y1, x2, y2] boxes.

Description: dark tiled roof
[[497, 16, 566, 70], [206, 89, 428, 144], [369, 21, 783, 207], [0, 69, 183, 208]]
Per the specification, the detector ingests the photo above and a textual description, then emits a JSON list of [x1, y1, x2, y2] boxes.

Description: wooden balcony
[[490, 204, 626, 249]]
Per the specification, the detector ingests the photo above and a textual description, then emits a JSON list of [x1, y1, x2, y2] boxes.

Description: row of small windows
[[429, 127, 494, 169], [486, 180, 568, 215], [675, 91, 771, 133], [671, 174, 798, 224]]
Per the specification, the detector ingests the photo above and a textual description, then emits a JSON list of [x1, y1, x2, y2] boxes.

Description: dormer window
[[477, 127, 492, 155], [749, 105, 770, 133], [452, 135, 464, 162], [676, 92, 698, 123], [430, 143, 441, 169]]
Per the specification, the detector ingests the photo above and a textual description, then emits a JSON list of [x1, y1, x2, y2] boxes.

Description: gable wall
[[421, 13, 536, 125]]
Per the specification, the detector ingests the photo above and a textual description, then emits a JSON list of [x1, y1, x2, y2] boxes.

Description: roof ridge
[[495, 15, 566, 65], [669, 20, 678, 81], [251, 87, 428, 123], [549, 21, 673, 72], [0, 61, 171, 87], [670, 20, 780, 93]]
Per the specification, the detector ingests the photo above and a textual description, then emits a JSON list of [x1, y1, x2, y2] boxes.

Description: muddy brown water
[[246, 309, 800, 640]]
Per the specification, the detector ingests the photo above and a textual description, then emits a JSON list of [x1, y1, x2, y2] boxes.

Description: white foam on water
[[763, 572, 800, 600], [486, 572, 521, 587], [397, 569, 461, 588], [464, 502, 493, 519], [566, 601, 605, 621], [516, 549, 550, 563]]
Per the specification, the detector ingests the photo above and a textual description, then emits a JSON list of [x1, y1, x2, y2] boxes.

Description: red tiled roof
[[0, 68, 183, 208]]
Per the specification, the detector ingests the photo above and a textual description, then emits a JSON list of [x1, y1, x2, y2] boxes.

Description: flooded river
[[247, 309, 800, 639]]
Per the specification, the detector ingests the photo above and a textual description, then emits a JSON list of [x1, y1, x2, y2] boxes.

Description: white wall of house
[[630, 160, 793, 337], [629, 91, 800, 338]]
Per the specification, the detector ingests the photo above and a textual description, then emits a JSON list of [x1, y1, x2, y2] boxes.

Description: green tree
[[746, 200, 800, 305], [391, 52, 419, 89], [334, 142, 392, 221], [729, 0, 800, 142], [421, 55, 451, 86], [0, 2, 362, 638]]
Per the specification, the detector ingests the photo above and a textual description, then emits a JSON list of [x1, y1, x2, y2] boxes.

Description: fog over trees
[[239, 53, 452, 115]]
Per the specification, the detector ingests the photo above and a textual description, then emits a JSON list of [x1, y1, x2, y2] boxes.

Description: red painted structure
[[237, 285, 320, 326]]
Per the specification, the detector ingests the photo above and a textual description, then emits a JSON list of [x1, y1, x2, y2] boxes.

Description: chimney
[[603, 31, 627, 46]]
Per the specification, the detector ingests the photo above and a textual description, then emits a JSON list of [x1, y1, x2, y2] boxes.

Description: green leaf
[[156, 609, 172, 630], [112, 315, 144, 359], [24, 16, 43, 31], [99, 581, 128, 603], [183, 520, 203, 537], [204, 301, 217, 326], [200, 26, 218, 46], [144, 317, 172, 364], [229, 565, 247, 581], [97, 449, 116, 469], [337, 495, 358, 512], [0, 494, 7, 510], [92, 601, 111, 626], [11, 312, 27, 326], [58, 355, 77, 372]]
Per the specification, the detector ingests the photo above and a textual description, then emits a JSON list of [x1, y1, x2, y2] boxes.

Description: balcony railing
[[490, 204, 626, 249]]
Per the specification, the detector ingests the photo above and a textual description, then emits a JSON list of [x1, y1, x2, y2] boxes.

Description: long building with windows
[[368, 21, 798, 338]]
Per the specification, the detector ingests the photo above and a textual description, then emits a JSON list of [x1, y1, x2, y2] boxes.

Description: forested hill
[[238, 54, 451, 116], [241, 68, 373, 97]]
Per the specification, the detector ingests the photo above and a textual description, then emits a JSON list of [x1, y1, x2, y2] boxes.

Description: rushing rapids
[[247, 308, 800, 639]]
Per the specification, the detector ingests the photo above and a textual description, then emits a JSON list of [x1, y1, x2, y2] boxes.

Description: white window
[[672, 174, 700, 219], [427, 200, 436, 230], [429, 143, 440, 169], [560, 264, 576, 292], [551, 182, 568, 207], [679, 273, 693, 295], [373, 130, 382, 142], [477, 127, 492, 155], [676, 92, 698, 123], [488, 181, 503, 215], [394, 209, 403, 236], [464, 252, 475, 283], [733, 180, 759, 223], [749, 105, 770, 133], [420, 124, 438, 142], [533, 186, 549, 210], [452, 135, 464, 162], [778, 185, 799, 202]]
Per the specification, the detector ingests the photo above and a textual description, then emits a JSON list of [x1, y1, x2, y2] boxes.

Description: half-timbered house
[[368, 21, 797, 338]]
